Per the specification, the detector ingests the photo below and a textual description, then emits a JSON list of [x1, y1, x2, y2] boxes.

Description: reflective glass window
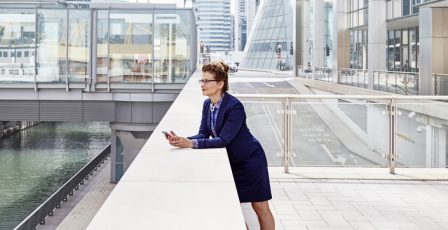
[[36, 9, 67, 83], [0, 9, 35, 82], [154, 10, 192, 83], [109, 10, 153, 83], [68, 9, 90, 82]]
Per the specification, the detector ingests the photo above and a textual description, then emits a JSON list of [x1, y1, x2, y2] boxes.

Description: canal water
[[0, 122, 111, 229]]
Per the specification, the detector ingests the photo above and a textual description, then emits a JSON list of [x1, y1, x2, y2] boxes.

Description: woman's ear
[[218, 81, 225, 90]]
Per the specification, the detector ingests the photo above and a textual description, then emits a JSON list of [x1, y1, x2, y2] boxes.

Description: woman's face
[[200, 71, 223, 97]]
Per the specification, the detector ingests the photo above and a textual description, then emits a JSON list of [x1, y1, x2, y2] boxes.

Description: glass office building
[[193, 0, 232, 52], [241, 0, 294, 70], [297, 0, 447, 94], [0, 4, 197, 87]]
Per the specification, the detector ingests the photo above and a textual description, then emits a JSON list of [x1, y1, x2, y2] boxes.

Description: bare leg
[[251, 201, 275, 230]]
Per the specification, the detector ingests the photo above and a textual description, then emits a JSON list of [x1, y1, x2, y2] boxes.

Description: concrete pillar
[[110, 122, 156, 182], [332, 0, 350, 83], [294, 0, 301, 76], [301, 0, 311, 69], [419, 7, 448, 95], [313, 0, 325, 68], [367, 0, 387, 89]]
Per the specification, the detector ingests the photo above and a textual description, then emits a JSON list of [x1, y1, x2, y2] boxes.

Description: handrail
[[233, 94, 448, 100], [374, 70, 418, 74], [14, 144, 111, 230]]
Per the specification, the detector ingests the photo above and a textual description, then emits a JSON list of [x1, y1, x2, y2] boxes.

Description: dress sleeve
[[194, 102, 245, 149], [187, 100, 210, 140]]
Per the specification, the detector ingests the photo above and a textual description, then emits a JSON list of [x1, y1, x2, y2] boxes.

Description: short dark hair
[[202, 61, 229, 92]]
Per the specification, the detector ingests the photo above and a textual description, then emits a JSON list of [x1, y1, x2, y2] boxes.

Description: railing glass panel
[[241, 97, 390, 167], [338, 69, 368, 88], [241, 100, 284, 167], [290, 99, 388, 167], [374, 71, 419, 95], [434, 74, 448, 96], [395, 101, 448, 168]]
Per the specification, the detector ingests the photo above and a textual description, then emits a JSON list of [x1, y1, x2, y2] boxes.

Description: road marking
[[320, 144, 347, 165], [349, 153, 358, 164], [256, 89, 283, 152], [263, 82, 275, 88]]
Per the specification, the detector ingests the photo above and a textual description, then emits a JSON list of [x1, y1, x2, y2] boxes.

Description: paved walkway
[[243, 169, 448, 230], [38, 159, 115, 230]]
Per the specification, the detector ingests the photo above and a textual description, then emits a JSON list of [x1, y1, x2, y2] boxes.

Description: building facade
[[0, 3, 197, 85], [193, 0, 232, 52], [235, 0, 248, 51], [297, 0, 448, 95]]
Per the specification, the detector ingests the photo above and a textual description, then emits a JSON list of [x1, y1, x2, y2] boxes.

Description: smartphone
[[162, 131, 171, 138]]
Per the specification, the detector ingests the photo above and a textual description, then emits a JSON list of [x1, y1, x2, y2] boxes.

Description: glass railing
[[297, 66, 424, 95], [434, 73, 448, 96], [236, 94, 448, 173], [373, 70, 419, 95], [338, 68, 368, 88], [297, 66, 333, 82]]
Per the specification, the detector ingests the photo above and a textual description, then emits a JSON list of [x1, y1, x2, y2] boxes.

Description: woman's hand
[[168, 131, 193, 148]]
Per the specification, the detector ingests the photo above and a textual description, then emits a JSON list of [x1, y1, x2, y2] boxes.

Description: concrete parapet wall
[[88, 71, 246, 229]]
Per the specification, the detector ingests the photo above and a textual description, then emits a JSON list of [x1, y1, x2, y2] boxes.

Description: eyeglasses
[[198, 79, 219, 84]]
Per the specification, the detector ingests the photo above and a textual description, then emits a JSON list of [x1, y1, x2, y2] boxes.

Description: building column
[[332, 0, 350, 83], [367, 0, 387, 89], [300, 0, 310, 70], [419, 7, 448, 95], [110, 122, 156, 182], [313, 0, 325, 68]]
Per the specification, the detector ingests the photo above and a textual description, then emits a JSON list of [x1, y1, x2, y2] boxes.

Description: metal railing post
[[287, 97, 292, 172], [434, 73, 438, 95], [385, 72, 389, 92], [356, 70, 360, 87], [281, 97, 293, 173], [282, 98, 290, 173], [388, 99, 397, 174]]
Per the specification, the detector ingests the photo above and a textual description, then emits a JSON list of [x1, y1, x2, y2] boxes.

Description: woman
[[165, 61, 275, 230]]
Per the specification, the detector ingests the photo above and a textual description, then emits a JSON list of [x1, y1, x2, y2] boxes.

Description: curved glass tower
[[241, 0, 294, 70]]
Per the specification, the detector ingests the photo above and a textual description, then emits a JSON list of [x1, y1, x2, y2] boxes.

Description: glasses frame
[[198, 79, 219, 84]]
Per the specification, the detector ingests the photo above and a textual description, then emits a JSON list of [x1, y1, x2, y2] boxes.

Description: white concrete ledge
[[88, 72, 246, 230]]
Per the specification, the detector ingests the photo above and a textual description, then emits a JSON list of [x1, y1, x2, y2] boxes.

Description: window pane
[[68, 9, 90, 82], [36, 9, 67, 83], [154, 10, 192, 83], [109, 10, 153, 83], [96, 10, 109, 83], [0, 9, 35, 83]]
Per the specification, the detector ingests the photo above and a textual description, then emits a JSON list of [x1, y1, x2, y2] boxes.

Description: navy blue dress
[[188, 92, 272, 203]]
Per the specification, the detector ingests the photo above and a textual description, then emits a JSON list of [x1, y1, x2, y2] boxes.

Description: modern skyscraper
[[246, 0, 263, 41], [193, 0, 232, 52], [235, 0, 247, 51], [241, 0, 294, 70]]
